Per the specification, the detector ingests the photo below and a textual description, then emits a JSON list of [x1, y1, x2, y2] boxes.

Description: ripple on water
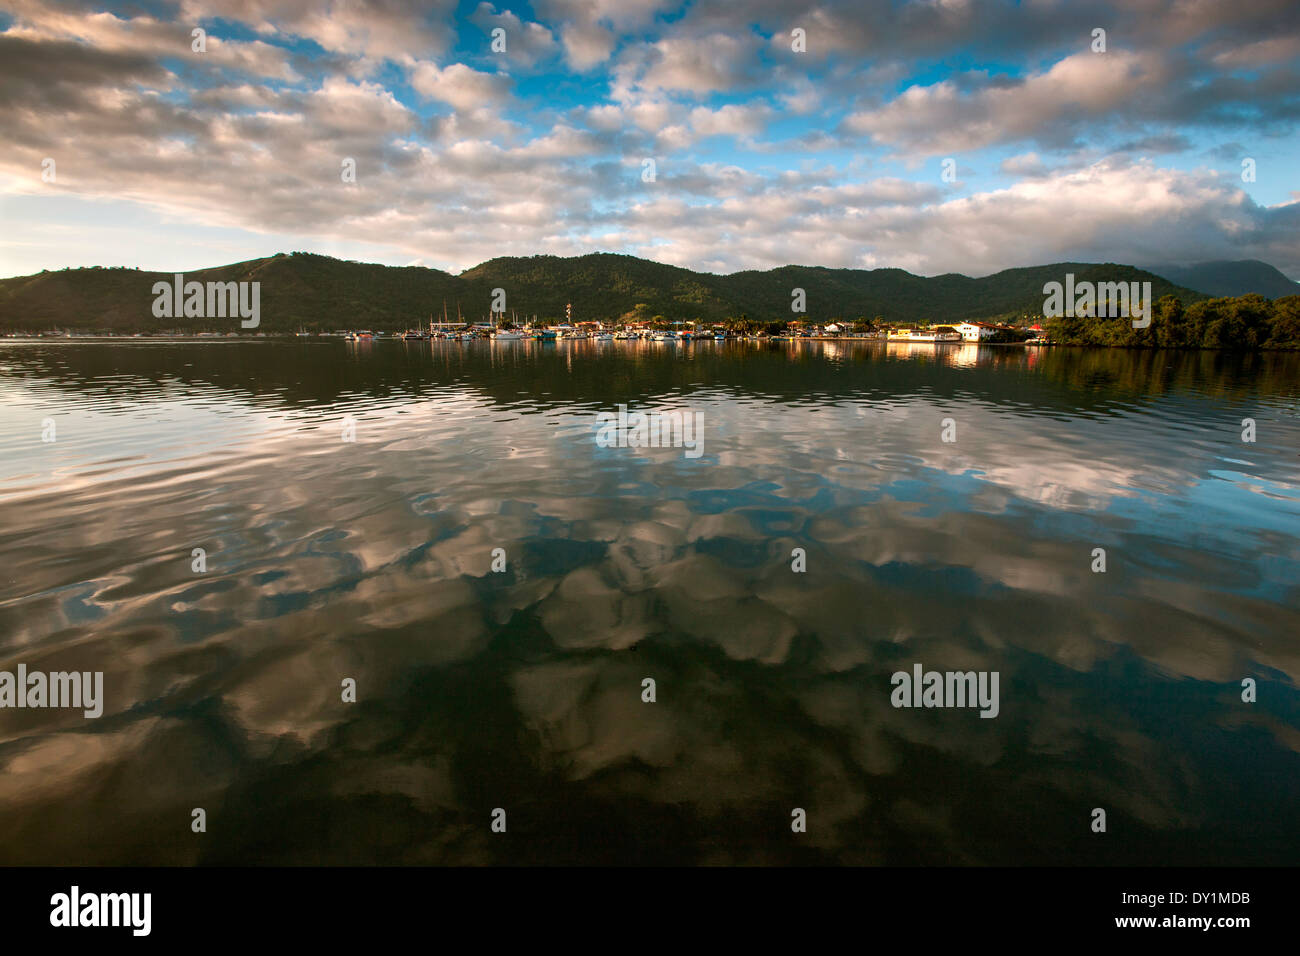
[[0, 341, 1298, 864]]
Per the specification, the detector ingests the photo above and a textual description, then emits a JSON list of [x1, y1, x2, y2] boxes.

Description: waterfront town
[[5, 317, 1045, 343]]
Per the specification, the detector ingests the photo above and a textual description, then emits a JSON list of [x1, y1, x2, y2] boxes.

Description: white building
[[955, 322, 997, 342], [824, 323, 842, 334]]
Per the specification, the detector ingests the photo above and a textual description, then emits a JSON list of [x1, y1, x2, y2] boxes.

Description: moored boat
[[887, 326, 962, 342]]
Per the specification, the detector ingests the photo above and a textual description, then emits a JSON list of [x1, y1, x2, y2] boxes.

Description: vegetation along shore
[[2, 252, 1296, 348]]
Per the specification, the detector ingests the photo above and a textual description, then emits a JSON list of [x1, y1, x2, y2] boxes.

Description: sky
[[1, 0, 1298, 280]]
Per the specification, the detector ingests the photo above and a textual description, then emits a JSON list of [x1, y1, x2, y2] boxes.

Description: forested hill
[[0, 250, 1212, 332], [1142, 260, 1300, 299]]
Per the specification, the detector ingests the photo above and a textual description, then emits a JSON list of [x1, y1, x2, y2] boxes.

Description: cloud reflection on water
[[0, 340, 1297, 864]]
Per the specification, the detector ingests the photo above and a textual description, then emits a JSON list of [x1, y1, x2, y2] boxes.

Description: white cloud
[[1, 0, 1298, 283], [178, 0, 459, 61], [689, 103, 771, 137], [468, 3, 558, 68], [559, 22, 616, 70], [407, 61, 512, 110], [845, 51, 1164, 155], [635, 31, 763, 94]]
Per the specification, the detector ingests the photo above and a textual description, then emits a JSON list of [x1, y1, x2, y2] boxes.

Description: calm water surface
[[0, 339, 1298, 864]]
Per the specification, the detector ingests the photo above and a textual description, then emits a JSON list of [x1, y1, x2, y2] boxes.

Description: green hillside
[[0, 251, 1210, 333], [1144, 260, 1300, 299]]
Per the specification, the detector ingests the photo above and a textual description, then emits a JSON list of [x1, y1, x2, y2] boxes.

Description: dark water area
[[0, 338, 1297, 865]]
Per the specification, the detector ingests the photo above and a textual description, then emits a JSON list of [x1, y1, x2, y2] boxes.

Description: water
[[1, 338, 1298, 865]]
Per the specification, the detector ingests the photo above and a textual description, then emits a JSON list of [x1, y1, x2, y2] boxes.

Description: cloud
[[407, 61, 512, 110], [177, 0, 459, 60], [845, 50, 1164, 155], [1, 4, 304, 82], [689, 103, 772, 138], [1, 0, 1298, 281], [1211, 34, 1300, 68], [535, 0, 678, 70], [632, 30, 764, 94], [558, 21, 616, 70], [845, 41, 1300, 156], [468, 3, 558, 69]]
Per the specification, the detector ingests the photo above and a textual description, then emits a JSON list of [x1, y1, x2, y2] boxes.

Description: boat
[[345, 330, 375, 342], [493, 330, 525, 340], [594, 332, 614, 341], [886, 327, 962, 343]]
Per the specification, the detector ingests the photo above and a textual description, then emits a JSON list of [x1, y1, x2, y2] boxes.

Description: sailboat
[[402, 315, 428, 340], [492, 309, 525, 340], [456, 301, 474, 339]]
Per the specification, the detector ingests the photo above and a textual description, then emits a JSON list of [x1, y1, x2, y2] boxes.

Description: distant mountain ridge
[[1144, 260, 1299, 299], [0, 251, 1228, 332]]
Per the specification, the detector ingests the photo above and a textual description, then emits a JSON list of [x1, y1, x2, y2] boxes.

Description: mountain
[[1144, 260, 1299, 299], [0, 252, 1209, 332]]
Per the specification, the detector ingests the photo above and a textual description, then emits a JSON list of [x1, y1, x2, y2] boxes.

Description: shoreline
[[2, 336, 1297, 351]]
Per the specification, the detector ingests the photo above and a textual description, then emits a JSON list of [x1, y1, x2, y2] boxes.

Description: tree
[[1266, 296, 1300, 348], [1153, 295, 1184, 348]]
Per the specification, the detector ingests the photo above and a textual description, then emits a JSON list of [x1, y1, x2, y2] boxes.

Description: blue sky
[[1, 0, 1298, 279]]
